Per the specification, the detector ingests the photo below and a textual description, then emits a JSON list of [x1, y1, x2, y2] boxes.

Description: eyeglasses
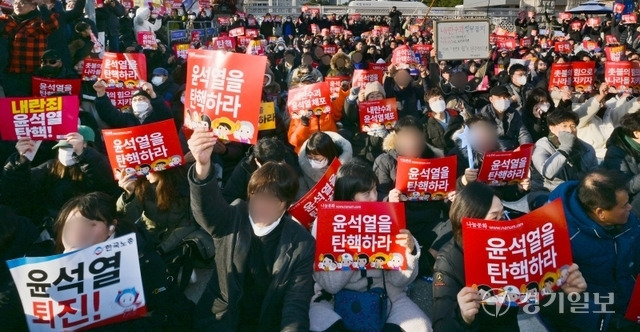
[[41, 59, 59, 65]]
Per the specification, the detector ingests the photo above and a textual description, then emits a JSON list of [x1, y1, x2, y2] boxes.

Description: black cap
[[41, 49, 61, 61], [132, 89, 152, 101], [490, 85, 511, 97]]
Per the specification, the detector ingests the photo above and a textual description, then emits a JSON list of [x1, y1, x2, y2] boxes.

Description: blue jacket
[[548, 181, 640, 328]]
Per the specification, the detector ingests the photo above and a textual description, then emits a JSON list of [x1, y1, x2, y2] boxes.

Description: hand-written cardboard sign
[[184, 49, 265, 144], [31, 77, 82, 97], [477, 144, 533, 185], [0, 96, 79, 141], [100, 52, 147, 86], [462, 199, 573, 306], [102, 120, 184, 178], [288, 158, 341, 228], [315, 201, 407, 271], [6, 233, 146, 331], [358, 97, 398, 132], [435, 20, 490, 61], [395, 155, 457, 201], [286, 81, 331, 116]]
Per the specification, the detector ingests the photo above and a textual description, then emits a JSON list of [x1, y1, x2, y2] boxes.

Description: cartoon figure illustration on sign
[[115, 287, 142, 312], [338, 253, 354, 271], [356, 253, 369, 270], [168, 155, 182, 167], [317, 253, 338, 271], [212, 117, 239, 140], [387, 253, 404, 270], [233, 120, 255, 143]]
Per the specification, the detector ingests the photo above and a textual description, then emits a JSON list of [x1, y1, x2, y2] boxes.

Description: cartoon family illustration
[[473, 264, 571, 307], [184, 110, 255, 143], [317, 252, 405, 271], [399, 191, 447, 202], [115, 154, 183, 178]]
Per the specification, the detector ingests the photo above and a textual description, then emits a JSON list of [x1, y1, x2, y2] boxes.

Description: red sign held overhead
[[549, 63, 573, 91], [351, 69, 384, 90], [477, 144, 533, 186], [462, 199, 573, 306], [605, 61, 633, 89], [286, 82, 331, 116], [572, 61, 595, 92], [81, 58, 103, 81], [358, 97, 398, 133], [0, 96, 79, 141], [325, 76, 349, 97], [289, 159, 341, 228], [100, 52, 147, 86], [395, 155, 457, 201], [315, 201, 407, 271]]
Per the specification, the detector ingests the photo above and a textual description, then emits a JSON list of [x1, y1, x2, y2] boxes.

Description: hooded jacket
[[474, 103, 533, 151], [547, 181, 640, 329], [133, 6, 162, 34], [297, 131, 352, 197], [326, 52, 352, 78]]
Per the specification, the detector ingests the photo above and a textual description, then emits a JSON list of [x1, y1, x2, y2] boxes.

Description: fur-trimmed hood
[[327, 52, 352, 77]]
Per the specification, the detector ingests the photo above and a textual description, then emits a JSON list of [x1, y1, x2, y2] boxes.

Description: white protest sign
[[7, 233, 146, 331], [435, 19, 491, 61]]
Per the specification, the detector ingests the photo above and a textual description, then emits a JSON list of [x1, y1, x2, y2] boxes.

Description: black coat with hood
[[604, 127, 640, 196]]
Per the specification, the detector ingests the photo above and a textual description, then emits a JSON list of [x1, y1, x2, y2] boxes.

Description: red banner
[[605, 61, 632, 89], [605, 45, 626, 61], [325, 76, 349, 97], [288, 158, 341, 228], [572, 61, 595, 91], [81, 58, 103, 81], [286, 81, 331, 116], [184, 49, 265, 144], [554, 41, 572, 54], [626, 277, 640, 324], [0, 96, 79, 140], [102, 119, 184, 178], [395, 155, 457, 201], [462, 199, 573, 306], [229, 27, 245, 37], [31, 77, 81, 97], [477, 144, 533, 185], [614, 3, 625, 14], [315, 201, 407, 271], [351, 69, 384, 90], [137, 31, 158, 50], [358, 97, 398, 132], [391, 45, 417, 68], [100, 52, 147, 86], [623, 14, 637, 24], [549, 63, 573, 91]]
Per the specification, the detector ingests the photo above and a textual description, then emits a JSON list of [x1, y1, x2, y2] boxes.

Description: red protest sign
[[236, 36, 251, 47], [570, 21, 582, 30], [245, 28, 259, 38], [0, 96, 79, 140], [549, 63, 573, 91], [105, 87, 137, 110], [380, 26, 390, 35], [626, 277, 640, 324], [614, 3, 625, 14], [351, 69, 384, 90], [558, 12, 571, 20], [325, 76, 349, 97], [286, 81, 331, 116], [330, 25, 343, 35], [247, 17, 257, 26], [217, 17, 230, 25], [100, 52, 147, 86], [137, 31, 158, 50], [81, 58, 103, 81], [229, 27, 245, 37], [391, 45, 417, 68], [369, 62, 388, 72], [582, 40, 598, 51], [315, 201, 407, 271], [174, 43, 189, 60], [462, 199, 573, 305], [323, 44, 337, 55], [587, 17, 601, 27], [554, 41, 572, 54], [395, 155, 457, 201], [310, 24, 319, 34], [412, 44, 432, 56], [198, 0, 210, 9], [632, 62, 640, 91], [606, 45, 626, 61], [477, 144, 533, 185], [184, 49, 266, 144], [289, 158, 341, 228], [358, 97, 398, 132], [520, 37, 532, 48], [409, 24, 421, 34], [605, 61, 632, 89], [606, 35, 619, 45], [572, 61, 595, 91], [31, 77, 81, 97], [102, 119, 184, 178], [623, 14, 637, 24]]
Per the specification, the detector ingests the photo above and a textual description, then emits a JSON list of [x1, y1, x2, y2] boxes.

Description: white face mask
[[131, 101, 150, 119], [277, 45, 285, 51], [493, 98, 511, 112], [309, 158, 328, 169], [151, 76, 164, 86], [429, 100, 446, 113], [537, 102, 550, 113], [58, 148, 76, 166], [128, 13, 135, 18], [180, 95, 185, 104], [516, 76, 528, 86]]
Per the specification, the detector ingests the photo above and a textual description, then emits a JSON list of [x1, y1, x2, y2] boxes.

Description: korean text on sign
[[0, 96, 79, 141], [477, 144, 533, 185], [351, 69, 384, 90], [100, 52, 147, 86], [7, 233, 146, 331], [358, 97, 398, 132], [288, 158, 341, 229], [184, 49, 266, 145], [286, 81, 331, 116], [31, 77, 82, 97], [101, 119, 184, 178], [461, 199, 573, 307], [315, 201, 407, 271], [395, 155, 457, 201]]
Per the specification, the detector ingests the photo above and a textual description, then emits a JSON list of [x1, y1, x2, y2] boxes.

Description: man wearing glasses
[[0, 0, 59, 96]]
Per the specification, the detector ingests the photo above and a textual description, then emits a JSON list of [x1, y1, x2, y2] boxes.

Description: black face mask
[[40, 65, 60, 77]]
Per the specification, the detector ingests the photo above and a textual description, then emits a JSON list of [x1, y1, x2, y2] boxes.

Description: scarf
[[548, 133, 582, 173]]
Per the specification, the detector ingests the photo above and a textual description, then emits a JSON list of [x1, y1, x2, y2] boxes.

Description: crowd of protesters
[[0, 0, 640, 331]]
